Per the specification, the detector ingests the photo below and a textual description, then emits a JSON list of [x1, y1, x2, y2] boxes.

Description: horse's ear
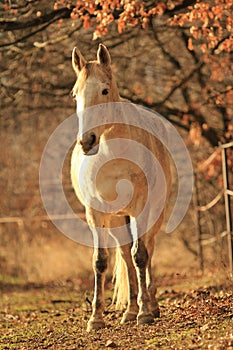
[[72, 47, 86, 75], [97, 44, 111, 67]]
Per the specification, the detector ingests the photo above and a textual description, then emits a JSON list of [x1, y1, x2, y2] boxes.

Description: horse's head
[[72, 44, 120, 154]]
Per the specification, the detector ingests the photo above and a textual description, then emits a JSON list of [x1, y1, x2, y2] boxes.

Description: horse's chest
[[73, 147, 147, 213]]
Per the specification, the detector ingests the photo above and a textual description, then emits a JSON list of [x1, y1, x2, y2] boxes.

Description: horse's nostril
[[80, 132, 97, 153], [89, 133, 96, 146]]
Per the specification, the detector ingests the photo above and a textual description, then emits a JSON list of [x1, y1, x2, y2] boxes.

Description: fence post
[[193, 171, 204, 271], [221, 144, 233, 276]]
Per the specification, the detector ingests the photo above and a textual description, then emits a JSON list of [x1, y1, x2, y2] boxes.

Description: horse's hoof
[[121, 311, 137, 324], [137, 312, 154, 325], [87, 318, 105, 332]]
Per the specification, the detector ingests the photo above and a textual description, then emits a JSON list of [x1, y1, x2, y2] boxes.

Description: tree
[[1, 0, 232, 145]]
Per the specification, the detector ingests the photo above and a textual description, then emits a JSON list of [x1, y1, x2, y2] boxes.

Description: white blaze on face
[[76, 76, 110, 139], [76, 95, 83, 138]]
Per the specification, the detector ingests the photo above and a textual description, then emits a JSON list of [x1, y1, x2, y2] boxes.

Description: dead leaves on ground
[[0, 283, 232, 349]]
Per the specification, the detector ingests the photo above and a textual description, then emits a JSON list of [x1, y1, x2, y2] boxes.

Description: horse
[[70, 44, 172, 331]]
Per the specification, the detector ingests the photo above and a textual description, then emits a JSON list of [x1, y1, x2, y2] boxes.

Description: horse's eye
[[102, 88, 109, 95]]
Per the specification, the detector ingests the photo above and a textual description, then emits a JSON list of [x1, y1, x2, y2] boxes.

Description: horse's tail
[[112, 247, 128, 310]]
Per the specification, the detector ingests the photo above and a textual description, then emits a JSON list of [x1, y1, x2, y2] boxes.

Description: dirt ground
[[0, 273, 232, 350]]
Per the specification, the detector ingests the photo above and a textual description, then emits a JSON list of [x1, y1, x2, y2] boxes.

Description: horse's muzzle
[[79, 132, 97, 154]]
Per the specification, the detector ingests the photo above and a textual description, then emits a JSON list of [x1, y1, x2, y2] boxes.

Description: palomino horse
[[71, 44, 171, 331]]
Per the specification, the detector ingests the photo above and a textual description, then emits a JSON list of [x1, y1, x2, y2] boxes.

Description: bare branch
[[0, 7, 74, 31], [157, 61, 204, 105], [33, 23, 82, 48]]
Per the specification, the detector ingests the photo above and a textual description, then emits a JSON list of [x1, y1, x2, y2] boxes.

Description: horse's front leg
[[86, 210, 109, 332], [132, 238, 154, 325], [87, 246, 109, 331], [119, 243, 139, 323], [146, 212, 165, 318]]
